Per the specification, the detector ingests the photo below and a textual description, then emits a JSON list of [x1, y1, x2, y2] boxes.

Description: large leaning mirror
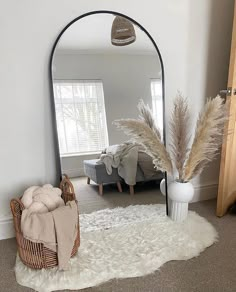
[[50, 11, 168, 215]]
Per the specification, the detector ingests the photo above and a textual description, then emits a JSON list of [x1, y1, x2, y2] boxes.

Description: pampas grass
[[114, 94, 227, 182], [183, 95, 226, 181], [169, 93, 190, 181], [113, 119, 173, 173], [137, 99, 162, 139]]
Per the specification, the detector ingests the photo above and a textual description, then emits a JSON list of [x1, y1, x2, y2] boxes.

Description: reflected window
[[53, 80, 109, 155], [150, 79, 163, 134]]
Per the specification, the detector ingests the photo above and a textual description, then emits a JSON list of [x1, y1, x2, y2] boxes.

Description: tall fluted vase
[[168, 181, 194, 222]]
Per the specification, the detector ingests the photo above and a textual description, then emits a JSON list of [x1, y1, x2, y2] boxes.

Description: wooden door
[[217, 2, 236, 217]]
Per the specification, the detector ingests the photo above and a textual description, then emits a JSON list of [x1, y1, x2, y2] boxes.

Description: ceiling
[[56, 14, 158, 55]]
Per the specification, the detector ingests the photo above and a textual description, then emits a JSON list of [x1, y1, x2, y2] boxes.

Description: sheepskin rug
[[15, 204, 218, 292]]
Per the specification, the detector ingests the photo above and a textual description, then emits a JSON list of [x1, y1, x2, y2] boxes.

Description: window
[[150, 79, 163, 134], [53, 80, 109, 156]]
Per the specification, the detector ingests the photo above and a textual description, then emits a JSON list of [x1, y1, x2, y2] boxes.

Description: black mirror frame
[[49, 10, 169, 216]]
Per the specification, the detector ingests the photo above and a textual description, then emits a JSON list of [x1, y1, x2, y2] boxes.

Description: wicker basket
[[10, 174, 80, 269]]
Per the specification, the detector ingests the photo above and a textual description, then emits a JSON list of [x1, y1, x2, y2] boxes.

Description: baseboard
[[191, 183, 218, 203], [0, 215, 14, 240], [61, 168, 85, 178]]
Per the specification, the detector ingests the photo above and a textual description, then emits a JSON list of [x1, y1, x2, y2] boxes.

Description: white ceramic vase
[[168, 181, 194, 222]]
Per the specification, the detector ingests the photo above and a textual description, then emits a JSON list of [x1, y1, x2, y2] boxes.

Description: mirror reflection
[[52, 13, 165, 209]]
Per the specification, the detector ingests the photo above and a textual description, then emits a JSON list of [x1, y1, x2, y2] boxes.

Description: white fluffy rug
[[15, 204, 218, 292]]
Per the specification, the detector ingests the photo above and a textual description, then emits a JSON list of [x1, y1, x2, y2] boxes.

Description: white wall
[[0, 0, 234, 239], [54, 54, 161, 144], [54, 53, 161, 176]]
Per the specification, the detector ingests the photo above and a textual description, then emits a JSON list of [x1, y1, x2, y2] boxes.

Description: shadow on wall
[[204, 0, 234, 97], [203, 0, 234, 195], [187, 0, 234, 200]]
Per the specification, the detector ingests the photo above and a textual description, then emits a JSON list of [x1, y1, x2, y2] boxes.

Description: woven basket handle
[[10, 198, 25, 233], [10, 198, 25, 218], [60, 174, 76, 202]]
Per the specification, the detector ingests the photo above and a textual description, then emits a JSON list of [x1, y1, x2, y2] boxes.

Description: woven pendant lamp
[[111, 16, 136, 46]]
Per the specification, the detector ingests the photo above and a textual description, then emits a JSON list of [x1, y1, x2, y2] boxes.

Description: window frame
[[53, 79, 109, 156], [150, 78, 163, 137]]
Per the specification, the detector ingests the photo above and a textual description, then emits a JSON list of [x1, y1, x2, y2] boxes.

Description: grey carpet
[[0, 177, 236, 292]]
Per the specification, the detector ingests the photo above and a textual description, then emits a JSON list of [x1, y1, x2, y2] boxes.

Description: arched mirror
[[50, 11, 168, 215]]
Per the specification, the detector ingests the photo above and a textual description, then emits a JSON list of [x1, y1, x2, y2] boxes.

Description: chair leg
[[117, 181, 122, 192], [99, 184, 103, 195], [129, 185, 134, 195], [87, 177, 90, 184]]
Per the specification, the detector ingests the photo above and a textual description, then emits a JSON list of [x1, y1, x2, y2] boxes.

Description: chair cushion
[[83, 159, 121, 184]]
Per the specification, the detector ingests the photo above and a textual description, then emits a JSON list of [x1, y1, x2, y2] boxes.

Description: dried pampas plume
[[170, 92, 190, 181], [113, 94, 227, 182], [113, 119, 173, 173], [137, 99, 161, 139], [183, 95, 227, 181]]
